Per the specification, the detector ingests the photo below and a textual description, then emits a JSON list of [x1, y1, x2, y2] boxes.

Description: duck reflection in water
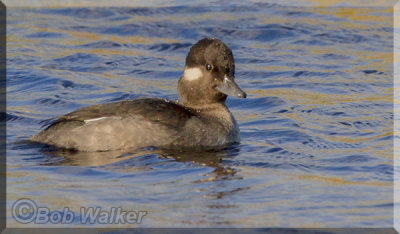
[[31, 143, 241, 179]]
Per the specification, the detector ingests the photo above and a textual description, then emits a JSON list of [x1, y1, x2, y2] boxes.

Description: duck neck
[[182, 101, 228, 113], [187, 101, 235, 127]]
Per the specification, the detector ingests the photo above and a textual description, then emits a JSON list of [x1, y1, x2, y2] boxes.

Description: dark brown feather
[[45, 98, 195, 130]]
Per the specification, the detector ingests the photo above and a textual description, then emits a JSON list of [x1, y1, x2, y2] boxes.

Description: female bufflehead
[[30, 38, 247, 151]]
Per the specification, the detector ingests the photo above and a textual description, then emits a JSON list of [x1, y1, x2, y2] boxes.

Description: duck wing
[[44, 98, 195, 130], [31, 98, 199, 151]]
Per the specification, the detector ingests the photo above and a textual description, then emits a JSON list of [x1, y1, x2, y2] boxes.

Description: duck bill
[[216, 75, 247, 98]]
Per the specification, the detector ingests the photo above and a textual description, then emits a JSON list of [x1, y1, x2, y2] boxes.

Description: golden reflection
[[313, 7, 391, 23], [322, 131, 393, 144], [8, 24, 184, 56], [297, 174, 390, 186], [259, 10, 389, 31], [251, 88, 392, 105]]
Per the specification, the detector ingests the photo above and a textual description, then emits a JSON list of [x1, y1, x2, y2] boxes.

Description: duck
[[30, 38, 247, 152]]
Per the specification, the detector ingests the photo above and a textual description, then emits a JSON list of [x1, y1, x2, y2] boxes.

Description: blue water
[[7, 3, 394, 227]]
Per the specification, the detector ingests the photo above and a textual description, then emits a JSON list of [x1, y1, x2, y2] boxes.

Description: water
[[6, 3, 394, 227]]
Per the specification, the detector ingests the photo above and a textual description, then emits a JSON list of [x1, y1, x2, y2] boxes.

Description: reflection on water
[[6, 2, 394, 227], [24, 141, 239, 178]]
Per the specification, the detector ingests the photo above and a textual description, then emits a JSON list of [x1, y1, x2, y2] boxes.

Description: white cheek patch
[[183, 67, 203, 81]]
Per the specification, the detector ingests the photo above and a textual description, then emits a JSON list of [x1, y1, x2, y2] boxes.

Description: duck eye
[[206, 64, 212, 71]]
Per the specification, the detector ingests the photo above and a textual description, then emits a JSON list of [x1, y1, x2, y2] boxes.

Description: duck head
[[178, 38, 246, 108]]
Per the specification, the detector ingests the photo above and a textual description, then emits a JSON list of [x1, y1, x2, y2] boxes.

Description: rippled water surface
[[7, 3, 394, 227]]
